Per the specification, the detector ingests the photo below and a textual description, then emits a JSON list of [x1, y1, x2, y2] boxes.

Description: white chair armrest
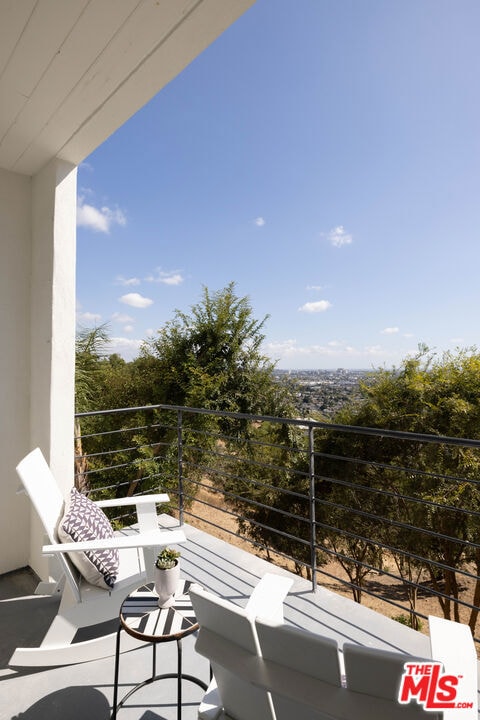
[[94, 493, 170, 508], [95, 493, 173, 533], [429, 615, 478, 719], [43, 528, 186, 554], [245, 573, 294, 622]]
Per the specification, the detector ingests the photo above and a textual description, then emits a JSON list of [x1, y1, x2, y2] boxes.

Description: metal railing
[[75, 404, 480, 643]]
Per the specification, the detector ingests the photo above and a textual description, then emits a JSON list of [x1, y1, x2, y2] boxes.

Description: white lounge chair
[[190, 573, 294, 720], [10, 447, 186, 667], [192, 581, 443, 720]]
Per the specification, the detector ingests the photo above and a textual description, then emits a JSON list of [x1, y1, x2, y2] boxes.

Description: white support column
[[0, 168, 32, 574], [29, 159, 77, 579]]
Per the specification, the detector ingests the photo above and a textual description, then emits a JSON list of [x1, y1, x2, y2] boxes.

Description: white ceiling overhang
[[0, 0, 255, 176]]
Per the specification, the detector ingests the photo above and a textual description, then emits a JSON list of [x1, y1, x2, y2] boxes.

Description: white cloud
[[254, 217, 266, 227], [109, 336, 143, 361], [77, 310, 101, 324], [146, 269, 184, 286], [265, 338, 395, 366], [307, 285, 323, 291], [160, 273, 183, 286], [364, 345, 385, 356], [123, 325, 134, 333], [116, 275, 140, 286], [381, 327, 399, 335], [327, 225, 353, 248], [119, 293, 153, 309], [77, 196, 126, 234], [112, 312, 134, 323], [298, 300, 332, 313]]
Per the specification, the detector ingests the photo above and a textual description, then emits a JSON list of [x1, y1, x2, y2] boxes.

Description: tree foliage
[[74, 309, 480, 634], [138, 282, 294, 417], [316, 346, 480, 629], [74, 284, 297, 521]]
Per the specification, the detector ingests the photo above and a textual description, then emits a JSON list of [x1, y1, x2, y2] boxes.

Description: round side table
[[111, 579, 207, 720]]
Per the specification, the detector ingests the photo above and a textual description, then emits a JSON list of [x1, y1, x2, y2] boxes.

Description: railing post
[[309, 425, 317, 593], [177, 410, 184, 526]]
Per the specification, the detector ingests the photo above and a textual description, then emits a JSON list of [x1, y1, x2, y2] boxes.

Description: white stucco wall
[[28, 159, 77, 579], [0, 161, 77, 577], [0, 168, 32, 573]]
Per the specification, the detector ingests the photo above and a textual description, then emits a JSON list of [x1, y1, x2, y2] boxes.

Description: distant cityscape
[[275, 369, 372, 418]]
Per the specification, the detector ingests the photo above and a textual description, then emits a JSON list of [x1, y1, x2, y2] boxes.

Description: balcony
[[1, 403, 480, 717], [0, 521, 440, 719]]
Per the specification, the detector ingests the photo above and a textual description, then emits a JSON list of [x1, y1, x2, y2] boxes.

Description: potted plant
[[154, 547, 180, 608]]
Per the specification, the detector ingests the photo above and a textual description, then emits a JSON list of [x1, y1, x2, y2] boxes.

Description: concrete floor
[[0, 522, 469, 720]]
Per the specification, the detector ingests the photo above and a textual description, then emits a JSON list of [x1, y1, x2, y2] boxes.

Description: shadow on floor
[[0, 566, 61, 671], [0, 567, 39, 601], [0, 595, 59, 670], [11, 686, 111, 719]]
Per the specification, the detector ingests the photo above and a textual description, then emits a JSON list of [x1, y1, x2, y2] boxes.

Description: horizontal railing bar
[[181, 503, 306, 572], [184, 490, 311, 549], [315, 496, 480, 550], [182, 446, 309, 481], [75, 402, 480, 641], [315, 543, 480, 620], [314, 450, 480, 489], [183, 461, 309, 502], [76, 442, 164, 462], [76, 404, 480, 449], [185, 475, 310, 526], [314, 564, 438, 628], [184, 427, 308, 457], [314, 520, 478, 584], [316, 473, 480, 521], [75, 421, 174, 441]]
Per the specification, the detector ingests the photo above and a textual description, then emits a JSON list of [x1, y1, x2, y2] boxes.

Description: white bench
[[191, 580, 479, 720]]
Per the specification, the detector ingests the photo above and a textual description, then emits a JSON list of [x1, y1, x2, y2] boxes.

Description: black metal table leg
[[111, 624, 122, 720], [177, 638, 182, 720]]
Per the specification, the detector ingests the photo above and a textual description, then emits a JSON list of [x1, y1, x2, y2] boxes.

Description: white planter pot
[[154, 561, 180, 608]]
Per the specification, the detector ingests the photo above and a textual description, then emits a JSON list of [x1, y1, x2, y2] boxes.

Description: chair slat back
[[190, 584, 275, 720], [255, 617, 342, 720], [343, 643, 440, 719], [16, 448, 64, 544], [17, 447, 83, 601]]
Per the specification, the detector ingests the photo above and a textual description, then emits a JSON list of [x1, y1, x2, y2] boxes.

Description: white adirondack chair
[[10, 447, 186, 667]]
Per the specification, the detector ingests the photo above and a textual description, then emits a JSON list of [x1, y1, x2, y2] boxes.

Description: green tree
[[320, 346, 480, 630], [75, 325, 111, 491], [220, 420, 316, 577], [75, 324, 111, 413], [74, 285, 297, 527], [140, 282, 294, 417], [137, 283, 297, 512]]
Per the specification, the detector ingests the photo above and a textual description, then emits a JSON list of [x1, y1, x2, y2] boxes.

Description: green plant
[[392, 613, 423, 631], [155, 547, 180, 570]]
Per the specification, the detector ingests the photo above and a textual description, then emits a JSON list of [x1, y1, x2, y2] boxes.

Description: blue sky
[[76, 0, 480, 370]]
